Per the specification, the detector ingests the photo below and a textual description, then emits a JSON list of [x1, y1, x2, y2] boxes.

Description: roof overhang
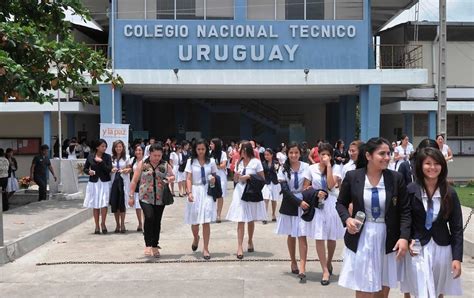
[[0, 102, 100, 114], [381, 100, 474, 114], [371, 0, 419, 32]]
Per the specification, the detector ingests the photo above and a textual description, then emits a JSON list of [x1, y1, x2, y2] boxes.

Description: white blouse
[[363, 175, 386, 220], [185, 158, 217, 185]]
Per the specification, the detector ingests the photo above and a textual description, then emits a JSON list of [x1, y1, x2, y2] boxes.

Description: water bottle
[[354, 211, 366, 231], [412, 239, 422, 256], [208, 175, 215, 188]]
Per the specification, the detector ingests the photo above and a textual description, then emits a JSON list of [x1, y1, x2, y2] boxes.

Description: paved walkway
[[0, 183, 473, 297]]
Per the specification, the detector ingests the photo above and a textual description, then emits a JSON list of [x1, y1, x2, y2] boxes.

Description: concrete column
[[345, 96, 357, 143], [359, 85, 381, 141], [43, 112, 51, 154], [99, 84, 122, 124], [67, 114, 76, 139], [240, 115, 253, 140], [404, 113, 413, 141], [199, 106, 211, 139], [325, 102, 339, 143], [123, 95, 143, 131], [234, 0, 245, 20], [428, 111, 437, 140]]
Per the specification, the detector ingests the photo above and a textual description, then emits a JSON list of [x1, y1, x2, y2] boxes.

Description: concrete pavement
[[0, 182, 473, 297]]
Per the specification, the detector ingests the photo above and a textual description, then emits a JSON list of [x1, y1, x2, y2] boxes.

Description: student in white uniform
[[110, 140, 132, 233], [130, 144, 144, 232], [394, 134, 414, 171], [303, 142, 345, 286], [177, 141, 190, 197], [261, 148, 281, 223], [400, 147, 463, 297], [336, 137, 410, 296], [276, 143, 288, 166], [226, 141, 266, 259], [169, 145, 181, 195], [185, 139, 217, 260], [275, 143, 310, 282], [143, 137, 156, 159], [210, 138, 228, 223], [436, 134, 454, 163]]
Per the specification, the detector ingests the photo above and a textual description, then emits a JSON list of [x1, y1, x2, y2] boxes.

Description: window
[[157, 0, 233, 20], [248, 0, 361, 20]]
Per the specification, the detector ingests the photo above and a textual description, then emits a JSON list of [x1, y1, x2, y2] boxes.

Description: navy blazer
[[241, 174, 265, 202], [262, 160, 279, 185], [407, 182, 463, 261], [83, 153, 112, 182], [336, 168, 411, 254], [279, 182, 301, 216]]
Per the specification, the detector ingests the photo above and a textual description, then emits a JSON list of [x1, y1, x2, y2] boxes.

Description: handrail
[[375, 44, 423, 69]]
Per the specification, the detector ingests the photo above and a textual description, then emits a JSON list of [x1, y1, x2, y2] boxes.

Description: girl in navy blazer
[[400, 147, 463, 297], [337, 137, 410, 296], [82, 139, 112, 234]]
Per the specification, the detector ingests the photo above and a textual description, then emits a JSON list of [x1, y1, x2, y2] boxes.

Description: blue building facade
[[99, 0, 427, 146]]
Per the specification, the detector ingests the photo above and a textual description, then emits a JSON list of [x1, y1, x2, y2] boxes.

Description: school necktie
[[321, 175, 327, 190], [371, 187, 381, 220], [294, 172, 299, 190], [425, 198, 434, 230], [201, 166, 206, 185], [404, 149, 407, 161], [242, 168, 246, 175]]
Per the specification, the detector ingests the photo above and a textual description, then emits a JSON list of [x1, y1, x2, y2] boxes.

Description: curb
[[0, 207, 90, 265], [462, 206, 474, 258]]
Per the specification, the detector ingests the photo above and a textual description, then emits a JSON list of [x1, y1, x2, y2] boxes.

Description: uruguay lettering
[[123, 24, 356, 62]]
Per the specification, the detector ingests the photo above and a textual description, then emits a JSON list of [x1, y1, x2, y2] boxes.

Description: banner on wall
[[100, 123, 130, 156]]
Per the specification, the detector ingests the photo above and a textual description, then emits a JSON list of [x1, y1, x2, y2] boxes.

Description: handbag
[[162, 162, 174, 205]]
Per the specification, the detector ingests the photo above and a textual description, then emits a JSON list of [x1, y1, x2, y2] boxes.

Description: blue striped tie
[[321, 175, 327, 190], [425, 198, 434, 230], [294, 172, 299, 190], [200, 166, 206, 185], [371, 187, 381, 220]]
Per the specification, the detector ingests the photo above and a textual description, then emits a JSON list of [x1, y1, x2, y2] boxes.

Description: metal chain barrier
[[464, 208, 473, 232], [37, 258, 344, 266]]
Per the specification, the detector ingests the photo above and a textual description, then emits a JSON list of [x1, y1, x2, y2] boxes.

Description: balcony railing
[[375, 44, 423, 69]]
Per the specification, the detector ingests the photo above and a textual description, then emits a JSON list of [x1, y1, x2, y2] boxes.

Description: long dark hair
[[112, 140, 126, 161], [415, 147, 452, 219], [283, 142, 301, 179], [410, 138, 438, 161], [94, 139, 108, 153], [210, 138, 223, 164], [239, 141, 254, 159], [191, 139, 211, 164], [356, 137, 390, 169], [318, 142, 335, 175], [335, 139, 344, 151]]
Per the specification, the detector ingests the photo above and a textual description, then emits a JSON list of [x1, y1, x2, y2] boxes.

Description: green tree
[[0, 0, 122, 103]]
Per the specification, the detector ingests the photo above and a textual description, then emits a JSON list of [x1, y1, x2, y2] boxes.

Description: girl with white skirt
[[226, 141, 266, 259], [130, 144, 144, 232], [210, 138, 228, 223], [262, 148, 281, 223], [169, 147, 180, 195], [336, 137, 410, 296], [177, 141, 190, 197], [185, 139, 218, 260], [400, 147, 463, 297], [110, 140, 132, 233], [83, 139, 113, 234], [275, 143, 310, 282], [5, 149, 19, 197], [303, 143, 345, 286]]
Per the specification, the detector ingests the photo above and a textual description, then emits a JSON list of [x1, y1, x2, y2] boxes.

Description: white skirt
[[172, 165, 179, 179], [216, 170, 227, 198], [307, 195, 345, 240], [6, 177, 19, 192], [275, 207, 309, 238], [83, 180, 111, 209], [400, 239, 462, 296], [177, 171, 187, 183], [338, 222, 400, 292], [184, 184, 217, 225], [133, 192, 141, 209], [262, 183, 282, 201], [226, 182, 267, 223]]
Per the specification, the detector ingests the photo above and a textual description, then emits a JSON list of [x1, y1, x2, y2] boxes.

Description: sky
[[383, 0, 474, 30]]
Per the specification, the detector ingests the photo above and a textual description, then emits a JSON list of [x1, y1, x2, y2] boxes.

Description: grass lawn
[[454, 186, 474, 209]]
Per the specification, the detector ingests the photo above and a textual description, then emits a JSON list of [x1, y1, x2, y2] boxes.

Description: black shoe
[[120, 228, 126, 234], [101, 225, 107, 234], [298, 273, 306, 283], [237, 254, 244, 260], [247, 247, 254, 253], [192, 236, 199, 252], [262, 220, 267, 225], [137, 227, 143, 232], [114, 228, 120, 233], [203, 254, 211, 260], [94, 229, 100, 235], [291, 268, 299, 275], [272, 217, 277, 222], [321, 279, 330, 286]]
